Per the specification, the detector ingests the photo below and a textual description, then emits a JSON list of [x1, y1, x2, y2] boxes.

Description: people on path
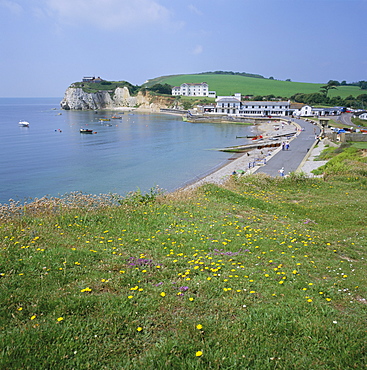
[[278, 167, 285, 177], [285, 140, 290, 150], [282, 141, 285, 150]]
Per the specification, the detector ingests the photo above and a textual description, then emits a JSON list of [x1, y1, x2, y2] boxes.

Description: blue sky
[[1, 0, 366, 97]]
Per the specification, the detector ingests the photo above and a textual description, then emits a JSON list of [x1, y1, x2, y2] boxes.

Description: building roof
[[242, 101, 290, 106], [181, 82, 208, 86], [217, 98, 241, 103], [289, 102, 305, 109]]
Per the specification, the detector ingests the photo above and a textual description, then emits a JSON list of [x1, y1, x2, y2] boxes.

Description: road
[[254, 118, 321, 177], [333, 113, 353, 126]]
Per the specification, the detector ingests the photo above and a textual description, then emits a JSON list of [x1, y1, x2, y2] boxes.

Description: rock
[[60, 88, 113, 110], [60, 86, 182, 112]]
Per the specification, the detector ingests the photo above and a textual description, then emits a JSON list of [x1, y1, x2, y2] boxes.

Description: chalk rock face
[[60, 86, 177, 111], [60, 88, 113, 110], [112, 87, 137, 107]]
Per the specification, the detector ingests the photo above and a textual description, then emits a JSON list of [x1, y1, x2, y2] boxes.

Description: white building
[[172, 82, 216, 97], [292, 105, 342, 117], [215, 93, 242, 115], [213, 95, 291, 116], [238, 101, 291, 116], [292, 105, 313, 117]]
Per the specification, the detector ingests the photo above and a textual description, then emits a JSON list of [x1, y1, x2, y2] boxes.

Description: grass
[[1, 148, 367, 369], [351, 142, 367, 149], [145, 74, 362, 99], [352, 117, 367, 127], [72, 81, 138, 95]]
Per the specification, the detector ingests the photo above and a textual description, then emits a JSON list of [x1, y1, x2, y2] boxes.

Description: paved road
[[254, 118, 321, 177], [333, 113, 353, 126]]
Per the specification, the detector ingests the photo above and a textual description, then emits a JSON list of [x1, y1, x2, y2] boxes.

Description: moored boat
[[80, 128, 94, 134]]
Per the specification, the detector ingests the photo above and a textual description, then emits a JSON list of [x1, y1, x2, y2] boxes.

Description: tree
[[357, 94, 367, 101], [320, 81, 338, 97], [329, 96, 344, 106], [148, 83, 172, 95], [264, 94, 275, 100]]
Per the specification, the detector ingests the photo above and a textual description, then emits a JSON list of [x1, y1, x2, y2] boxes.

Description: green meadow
[[1, 144, 367, 369], [146, 74, 362, 99]]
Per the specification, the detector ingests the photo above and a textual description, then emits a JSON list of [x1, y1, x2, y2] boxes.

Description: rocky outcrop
[[60, 86, 178, 111], [60, 88, 113, 110]]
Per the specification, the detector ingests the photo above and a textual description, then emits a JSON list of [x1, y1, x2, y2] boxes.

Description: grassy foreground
[[1, 151, 367, 369]]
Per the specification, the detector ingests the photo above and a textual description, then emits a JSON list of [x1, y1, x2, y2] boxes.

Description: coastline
[[181, 119, 299, 190]]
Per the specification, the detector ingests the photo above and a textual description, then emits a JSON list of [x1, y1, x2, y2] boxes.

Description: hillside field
[[1, 144, 367, 369], [145, 74, 362, 99]]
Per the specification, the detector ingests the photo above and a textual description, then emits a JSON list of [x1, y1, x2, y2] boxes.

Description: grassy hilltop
[[1, 144, 367, 369], [145, 73, 362, 99]]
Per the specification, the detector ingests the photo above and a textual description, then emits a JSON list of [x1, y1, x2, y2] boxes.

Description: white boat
[[19, 120, 30, 127]]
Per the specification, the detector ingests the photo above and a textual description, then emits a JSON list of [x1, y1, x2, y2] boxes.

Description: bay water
[[0, 98, 256, 204]]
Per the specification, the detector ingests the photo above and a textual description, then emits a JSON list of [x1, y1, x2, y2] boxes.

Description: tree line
[[290, 80, 367, 108]]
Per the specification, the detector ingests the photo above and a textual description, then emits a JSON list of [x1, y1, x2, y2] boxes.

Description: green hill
[[144, 73, 361, 99]]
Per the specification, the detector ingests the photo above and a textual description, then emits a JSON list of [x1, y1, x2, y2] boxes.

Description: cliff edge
[[60, 86, 178, 111]]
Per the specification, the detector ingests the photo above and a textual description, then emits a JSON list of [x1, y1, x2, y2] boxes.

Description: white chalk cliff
[[60, 86, 177, 111]]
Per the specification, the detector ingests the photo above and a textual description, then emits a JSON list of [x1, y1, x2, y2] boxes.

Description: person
[[282, 141, 285, 150], [278, 167, 285, 177], [285, 140, 290, 150], [232, 170, 237, 176]]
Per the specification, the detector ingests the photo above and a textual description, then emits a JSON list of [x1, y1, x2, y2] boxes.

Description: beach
[[183, 119, 301, 190]]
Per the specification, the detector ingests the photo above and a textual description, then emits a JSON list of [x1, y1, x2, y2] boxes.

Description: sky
[[0, 0, 366, 97]]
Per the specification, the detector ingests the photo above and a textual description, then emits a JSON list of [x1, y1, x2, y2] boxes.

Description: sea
[[0, 97, 256, 204]]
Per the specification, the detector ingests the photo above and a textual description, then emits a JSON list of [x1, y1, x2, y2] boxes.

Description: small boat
[[236, 135, 257, 139], [99, 118, 111, 122], [111, 115, 122, 119], [251, 135, 263, 140], [80, 128, 94, 134], [19, 120, 30, 127]]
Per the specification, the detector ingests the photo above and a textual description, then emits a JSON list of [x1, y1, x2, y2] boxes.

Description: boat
[[236, 135, 258, 139], [19, 120, 30, 127], [99, 118, 111, 122], [80, 128, 94, 134], [111, 115, 122, 119], [251, 135, 263, 140]]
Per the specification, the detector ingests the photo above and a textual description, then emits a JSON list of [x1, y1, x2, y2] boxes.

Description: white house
[[172, 82, 215, 97], [211, 94, 293, 116], [292, 105, 313, 117], [238, 101, 291, 116], [216, 98, 242, 115], [292, 105, 342, 117]]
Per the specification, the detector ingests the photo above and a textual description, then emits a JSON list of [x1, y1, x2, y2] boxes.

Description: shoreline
[[180, 120, 299, 191]]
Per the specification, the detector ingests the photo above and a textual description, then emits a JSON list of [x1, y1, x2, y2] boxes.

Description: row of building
[[172, 82, 344, 117], [200, 94, 342, 117]]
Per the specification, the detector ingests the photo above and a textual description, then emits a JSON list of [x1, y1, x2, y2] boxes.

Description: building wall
[[172, 83, 210, 97]]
